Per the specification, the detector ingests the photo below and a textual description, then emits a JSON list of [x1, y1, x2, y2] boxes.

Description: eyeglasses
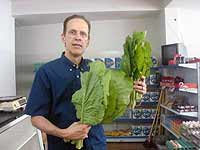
[[67, 29, 88, 40]]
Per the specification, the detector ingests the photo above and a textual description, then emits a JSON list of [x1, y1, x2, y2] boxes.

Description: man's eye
[[80, 32, 87, 38], [69, 30, 76, 35]]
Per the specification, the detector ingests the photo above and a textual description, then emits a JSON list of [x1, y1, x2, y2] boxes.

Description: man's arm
[[31, 116, 90, 140]]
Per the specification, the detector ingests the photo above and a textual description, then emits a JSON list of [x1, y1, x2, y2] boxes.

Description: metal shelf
[[115, 118, 154, 123], [161, 122, 180, 139], [179, 88, 197, 94], [178, 63, 197, 69], [136, 101, 158, 106], [147, 84, 160, 89], [152, 63, 197, 70], [106, 136, 147, 142], [162, 123, 200, 149], [160, 104, 198, 117]]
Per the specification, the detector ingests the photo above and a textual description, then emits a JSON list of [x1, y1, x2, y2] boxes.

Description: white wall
[[16, 16, 162, 96], [0, 0, 16, 97], [16, 17, 162, 58], [179, 9, 200, 57], [164, 7, 200, 57], [164, 8, 182, 44]]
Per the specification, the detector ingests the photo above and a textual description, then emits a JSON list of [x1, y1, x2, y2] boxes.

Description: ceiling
[[12, 0, 163, 26], [15, 11, 161, 27], [12, 0, 200, 27], [166, 0, 200, 9]]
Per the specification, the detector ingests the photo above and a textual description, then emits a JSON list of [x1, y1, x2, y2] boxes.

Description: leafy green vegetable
[[102, 70, 132, 123], [71, 61, 108, 149], [120, 31, 153, 108], [69, 61, 132, 149]]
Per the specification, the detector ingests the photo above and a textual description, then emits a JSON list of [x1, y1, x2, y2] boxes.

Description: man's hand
[[133, 76, 147, 94], [62, 122, 91, 140], [31, 116, 91, 141]]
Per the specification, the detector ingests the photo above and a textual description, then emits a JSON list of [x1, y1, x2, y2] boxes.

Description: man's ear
[[86, 38, 90, 47], [61, 33, 65, 43]]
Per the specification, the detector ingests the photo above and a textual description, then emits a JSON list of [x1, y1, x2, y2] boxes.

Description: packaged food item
[[132, 126, 143, 136], [143, 126, 151, 136], [150, 92, 160, 102], [115, 57, 121, 69], [142, 109, 152, 119], [104, 57, 115, 68], [133, 109, 142, 119], [141, 92, 150, 102]]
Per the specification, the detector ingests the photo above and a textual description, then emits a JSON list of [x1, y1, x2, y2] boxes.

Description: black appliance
[[161, 43, 187, 65]]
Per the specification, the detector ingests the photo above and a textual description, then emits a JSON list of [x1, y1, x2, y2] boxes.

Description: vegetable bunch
[[68, 61, 133, 149], [120, 31, 153, 108]]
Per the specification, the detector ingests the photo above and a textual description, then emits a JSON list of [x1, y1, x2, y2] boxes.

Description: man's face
[[62, 18, 89, 57]]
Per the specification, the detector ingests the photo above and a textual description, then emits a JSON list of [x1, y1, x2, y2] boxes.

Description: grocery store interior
[[1, 0, 200, 150]]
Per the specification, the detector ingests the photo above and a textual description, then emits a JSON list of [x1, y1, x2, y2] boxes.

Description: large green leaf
[[72, 71, 105, 125], [72, 61, 107, 125], [101, 70, 111, 107], [120, 54, 131, 77], [102, 70, 133, 123]]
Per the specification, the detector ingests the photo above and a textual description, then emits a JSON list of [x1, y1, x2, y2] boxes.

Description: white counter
[[0, 115, 43, 150]]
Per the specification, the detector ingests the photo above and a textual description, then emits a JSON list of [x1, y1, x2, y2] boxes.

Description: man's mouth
[[72, 44, 82, 48]]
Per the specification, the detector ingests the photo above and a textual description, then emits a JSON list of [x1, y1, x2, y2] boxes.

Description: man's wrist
[[55, 128, 66, 138]]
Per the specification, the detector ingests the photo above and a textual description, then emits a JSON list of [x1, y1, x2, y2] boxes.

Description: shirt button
[[76, 75, 80, 78], [73, 64, 76, 67], [69, 68, 72, 71]]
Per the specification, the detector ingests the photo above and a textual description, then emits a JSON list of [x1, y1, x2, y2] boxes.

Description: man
[[25, 15, 147, 150]]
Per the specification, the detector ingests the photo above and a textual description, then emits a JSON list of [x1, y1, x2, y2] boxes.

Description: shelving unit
[[106, 136, 147, 142], [159, 62, 200, 149], [179, 88, 197, 94], [152, 63, 197, 70], [115, 118, 154, 123], [105, 67, 160, 143], [160, 104, 198, 118], [161, 122, 179, 139], [136, 101, 158, 107]]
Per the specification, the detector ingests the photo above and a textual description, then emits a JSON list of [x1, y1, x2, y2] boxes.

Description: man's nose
[[74, 33, 82, 41]]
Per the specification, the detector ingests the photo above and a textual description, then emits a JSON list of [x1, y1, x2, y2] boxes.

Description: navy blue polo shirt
[[25, 54, 106, 150]]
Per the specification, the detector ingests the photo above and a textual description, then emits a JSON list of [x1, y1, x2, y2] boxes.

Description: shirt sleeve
[[25, 67, 51, 118]]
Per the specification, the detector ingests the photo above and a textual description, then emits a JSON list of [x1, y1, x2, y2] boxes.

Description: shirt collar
[[60, 52, 86, 69]]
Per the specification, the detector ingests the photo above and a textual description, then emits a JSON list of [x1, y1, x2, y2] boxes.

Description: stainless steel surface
[[0, 115, 43, 150], [0, 114, 28, 134]]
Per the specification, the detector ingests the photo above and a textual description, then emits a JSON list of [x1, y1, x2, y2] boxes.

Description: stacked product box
[[91, 57, 122, 69], [166, 139, 195, 150], [141, 92, 160, 103], [180, 121, 200, 148], [132, 109, 156, 119], [131, 125, 151, 136], [163, 115, 188, 137]]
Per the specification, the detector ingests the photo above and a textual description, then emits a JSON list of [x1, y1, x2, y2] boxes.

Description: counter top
[[0, 111, 24, 130]]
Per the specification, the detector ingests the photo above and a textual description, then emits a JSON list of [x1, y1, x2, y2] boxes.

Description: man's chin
[[71, 51, 84, 57]]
